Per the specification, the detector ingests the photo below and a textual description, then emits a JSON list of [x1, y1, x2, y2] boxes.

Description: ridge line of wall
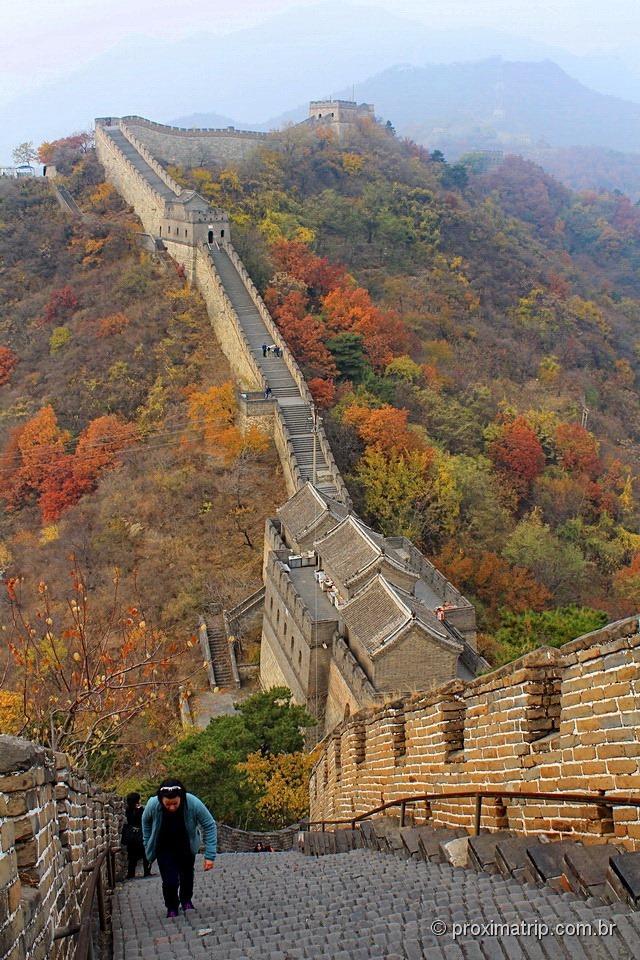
[[96, 125, 347, 502]]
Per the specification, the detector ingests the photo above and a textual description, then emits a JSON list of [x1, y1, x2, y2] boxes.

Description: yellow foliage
[[188, 382, 268, 463], [82, 237, 107, 265], [239, 751, 313, 828], [0, 691, 25, 734], [165, 286, 192, 303], [538, 355, 561, 383], [88, 182, 115, 210], [342, 152, 364, 174], [0, 540, 12, 570], [40, 524, 59, 544]]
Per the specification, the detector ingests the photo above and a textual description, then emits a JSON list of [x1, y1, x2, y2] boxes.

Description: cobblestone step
[[113, 849, 640, 959], [303, 822, 640, 914]]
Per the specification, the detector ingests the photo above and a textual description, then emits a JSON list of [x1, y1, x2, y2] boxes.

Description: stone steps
[[114, 849, 640, 959], [302, 820, 640, 913], [204, 612, 234, 686]]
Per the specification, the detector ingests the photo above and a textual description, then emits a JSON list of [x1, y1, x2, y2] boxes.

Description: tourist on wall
[[142, 779, 217, 917], [122, 792, 152, 879]]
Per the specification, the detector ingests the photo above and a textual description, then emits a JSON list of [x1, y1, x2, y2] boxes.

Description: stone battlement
[[310, 616, 640, 847], [0, 736, 121, 960]]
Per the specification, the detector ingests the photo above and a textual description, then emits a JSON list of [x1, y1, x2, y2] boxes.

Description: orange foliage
[[0, 407, 138, 521], [188, 382, 268, 464], [97, 312, 129, 338], [270, 239, 347, 296], [343, 404, 423, 455], [308, 378, 336, 409], [322, 285, 407, 369], [0, 346, 19, 386], [554, 422, 600, 478], [436, 544, 551, 620]]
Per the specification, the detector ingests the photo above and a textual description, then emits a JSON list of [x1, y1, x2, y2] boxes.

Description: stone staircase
[[302, 818, 640, 912], [208, 245, 335, 495], [113, 845, 640, 959], [101, 126, 177, 200], [204, 611, 235, 687]]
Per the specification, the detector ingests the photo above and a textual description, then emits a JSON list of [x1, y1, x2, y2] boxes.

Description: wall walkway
[[95, 118, 346, 502]]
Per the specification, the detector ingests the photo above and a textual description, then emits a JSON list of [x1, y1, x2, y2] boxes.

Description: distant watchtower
[[307, 99, 375, 138]]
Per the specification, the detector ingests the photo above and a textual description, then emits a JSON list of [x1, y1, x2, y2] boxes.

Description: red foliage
[[0, 408, 137, 522], [270, 240, 347, 296], [276, 313, 338, 379], [0, 347, 19, 386], [40, 286, 79, 326], [555, 422, 601, 479], [489, 416, 546, 497], [308, 378, 336, 409], [322, 285, 407, 370]]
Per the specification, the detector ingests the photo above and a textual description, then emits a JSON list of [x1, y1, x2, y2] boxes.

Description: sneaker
[[182, 901, 194, 911], [166, 909, 179, 918]]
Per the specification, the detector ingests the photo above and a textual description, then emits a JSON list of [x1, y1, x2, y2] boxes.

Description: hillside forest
[[0, 146, 281, 780], [2, 119, 640, 797], [166, 119, 640, 663]]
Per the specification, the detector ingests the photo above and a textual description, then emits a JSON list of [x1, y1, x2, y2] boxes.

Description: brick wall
[[310, 618, 640, 848], [0, 737, 121, 960]]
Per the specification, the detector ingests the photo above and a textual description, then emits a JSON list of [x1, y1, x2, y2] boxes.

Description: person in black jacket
[[122, 792, 151, 879]]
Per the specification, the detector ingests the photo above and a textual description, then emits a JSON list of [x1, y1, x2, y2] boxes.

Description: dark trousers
[[127, 843, 151, 879], [157, 849, 195, 910]]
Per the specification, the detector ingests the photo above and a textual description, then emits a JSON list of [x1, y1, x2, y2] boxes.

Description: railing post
[[474, 795, 483, 836], [321, 821, 325, 833], [97, 867, 106, 932], [400, 800, 407, 828]]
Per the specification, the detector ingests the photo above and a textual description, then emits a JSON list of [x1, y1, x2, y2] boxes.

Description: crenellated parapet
[[310, 617, 640, 846]]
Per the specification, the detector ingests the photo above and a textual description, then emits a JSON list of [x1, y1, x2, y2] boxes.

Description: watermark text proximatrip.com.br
[[430, 918, 616, 940]]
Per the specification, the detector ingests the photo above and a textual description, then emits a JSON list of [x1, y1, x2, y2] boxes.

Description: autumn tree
[[355, 447, 433, 540], [12, 142, 37, 166], [41, 286, 79, 326], [554, 422, 601, 478], [0, 347, 19, 386], [188, 382, 268, 464], [239, 751, 313, 828], [1, 561, 192, 767], [343, 403, 421, 454], [488, 416, 546, 499], [270, 239, 347, 301]]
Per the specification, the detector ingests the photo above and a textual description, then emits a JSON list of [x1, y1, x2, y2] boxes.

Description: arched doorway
[[208, 229, 214, 243]]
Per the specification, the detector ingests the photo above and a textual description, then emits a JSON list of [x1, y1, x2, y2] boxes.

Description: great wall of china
[[2, 108, 640, 960]]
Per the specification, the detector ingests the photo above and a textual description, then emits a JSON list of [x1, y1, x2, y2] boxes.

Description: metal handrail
[[302, 788, 640, 837], [53, 846, 118, 959]]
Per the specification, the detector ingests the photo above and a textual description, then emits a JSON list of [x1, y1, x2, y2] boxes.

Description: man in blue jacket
[[142, 779, 217, 917]]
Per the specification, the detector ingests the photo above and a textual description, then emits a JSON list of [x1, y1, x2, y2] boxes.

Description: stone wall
[[164, 241, 264, 389], [310, 617, 640, 847], [96, 121, 348, 505], [217, 823, 299, 852], [95, 124, 167, 236], [0, 737, 121, 960], [121, 117, 270, 167]]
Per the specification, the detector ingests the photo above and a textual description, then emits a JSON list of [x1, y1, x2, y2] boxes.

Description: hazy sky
[[2, 0, 639, 99]]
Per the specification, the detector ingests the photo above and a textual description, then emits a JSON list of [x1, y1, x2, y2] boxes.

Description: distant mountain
[[313, 60, 640, 155], [2, 1, 640, 163]]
